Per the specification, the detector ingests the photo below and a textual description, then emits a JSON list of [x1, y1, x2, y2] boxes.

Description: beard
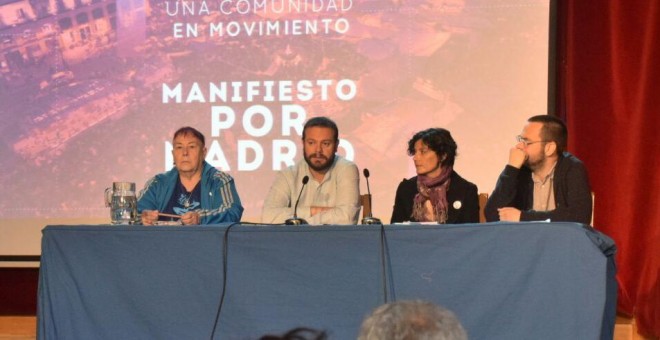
[[525, 152, 546, 171], [304, 152, 336, 172]]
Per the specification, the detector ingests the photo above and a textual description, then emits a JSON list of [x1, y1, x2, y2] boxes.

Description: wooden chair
[[360, 194, 372, 219], [478, 193, 489, 223]]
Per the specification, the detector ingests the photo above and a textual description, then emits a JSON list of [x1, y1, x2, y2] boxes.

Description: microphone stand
[[285, 176, 309, 225], [285, 215, 308, 225], [361, 206, 382, 225], [361, 169, 382, 225]]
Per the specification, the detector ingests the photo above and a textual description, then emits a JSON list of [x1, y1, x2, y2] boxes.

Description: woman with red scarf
[[391, 128, 479, 224]]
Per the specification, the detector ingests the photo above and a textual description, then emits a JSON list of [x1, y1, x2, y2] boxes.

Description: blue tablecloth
[[37, 222, 616, 339]]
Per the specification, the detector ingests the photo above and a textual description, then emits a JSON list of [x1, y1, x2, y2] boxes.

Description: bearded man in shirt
[[261, 116, 360, 225]]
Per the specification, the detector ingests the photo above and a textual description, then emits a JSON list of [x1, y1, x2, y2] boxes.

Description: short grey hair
[[358, 300, 468, 340]]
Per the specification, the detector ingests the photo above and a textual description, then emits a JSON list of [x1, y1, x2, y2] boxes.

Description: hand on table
[[180, 211, 201, 225], [498, 207, 522, 222], [141, 210, 159, 225]]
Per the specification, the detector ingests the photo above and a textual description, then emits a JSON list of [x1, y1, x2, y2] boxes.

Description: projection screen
[[0, 0, 550, 259]]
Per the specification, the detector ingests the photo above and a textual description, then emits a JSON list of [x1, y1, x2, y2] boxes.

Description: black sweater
[[484, 152, 592, 225]]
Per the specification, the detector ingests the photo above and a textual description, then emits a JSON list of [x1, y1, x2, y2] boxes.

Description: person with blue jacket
[[138, 127, 243, 225]]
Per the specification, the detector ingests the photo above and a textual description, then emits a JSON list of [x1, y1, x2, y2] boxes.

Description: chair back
[[360, 194, 372, 219], [478, 193, 489, 223]]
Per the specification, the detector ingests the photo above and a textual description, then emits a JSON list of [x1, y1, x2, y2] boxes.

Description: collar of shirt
[[532, 163, 557, 185]]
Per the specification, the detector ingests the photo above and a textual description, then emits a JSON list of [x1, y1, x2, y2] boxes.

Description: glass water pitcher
[[104, 182, 138, 224]]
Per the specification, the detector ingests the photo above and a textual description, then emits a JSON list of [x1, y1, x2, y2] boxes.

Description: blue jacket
[[137, 162, 243, 224]]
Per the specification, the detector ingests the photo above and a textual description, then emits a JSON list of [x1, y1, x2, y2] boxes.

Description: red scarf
[[412, 166, 452, 223]]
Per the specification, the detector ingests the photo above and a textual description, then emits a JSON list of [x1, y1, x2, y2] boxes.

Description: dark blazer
[[390, 171, 479, 224], [484, 152, 592, 225]]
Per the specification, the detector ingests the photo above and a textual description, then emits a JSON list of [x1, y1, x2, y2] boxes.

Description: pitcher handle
[[104, 187, 112, 207]]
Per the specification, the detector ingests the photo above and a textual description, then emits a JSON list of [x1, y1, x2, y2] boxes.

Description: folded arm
[[305, 164, 360, 225], [485, 165, 522, 222]]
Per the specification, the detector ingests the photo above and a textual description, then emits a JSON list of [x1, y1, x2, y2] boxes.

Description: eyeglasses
[[516, 135, 547, 147]]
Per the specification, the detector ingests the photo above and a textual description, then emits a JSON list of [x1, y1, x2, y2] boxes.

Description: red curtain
[[557, 0, 660, 336]]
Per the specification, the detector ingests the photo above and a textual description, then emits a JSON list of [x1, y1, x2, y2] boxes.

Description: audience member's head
[[259, 327, 328, 340], [358, 300, 467, 340]]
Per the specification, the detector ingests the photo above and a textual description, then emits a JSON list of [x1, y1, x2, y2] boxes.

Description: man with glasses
[[484, 115, 593, 224], [262, 116, 360, 224]]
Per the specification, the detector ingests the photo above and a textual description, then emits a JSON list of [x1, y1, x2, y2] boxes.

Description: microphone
[[361, 168, 382, 225], [285, 175, 309, 225]]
